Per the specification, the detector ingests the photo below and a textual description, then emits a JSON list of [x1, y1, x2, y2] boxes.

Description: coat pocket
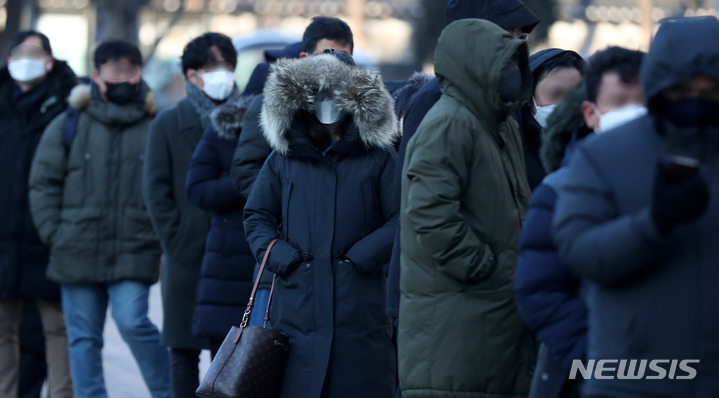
[[122, 208, 158, 253], [274, 260, 316, 333], [53, 208, 103, 255]]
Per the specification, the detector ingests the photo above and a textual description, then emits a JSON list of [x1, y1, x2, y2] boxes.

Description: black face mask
[[105, 81, 140, 105], [660, 98, 719, 128], [499, 62, 522, 103]]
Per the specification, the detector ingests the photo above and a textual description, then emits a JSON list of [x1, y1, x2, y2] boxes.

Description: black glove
[[651, 161, 710, 236]]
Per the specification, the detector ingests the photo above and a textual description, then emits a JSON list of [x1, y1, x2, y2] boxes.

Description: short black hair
[[94, 40, 143, 69], [9, 30, 52, 55], [181, 32, 237, 76], [584, 46, 644, 103], [302, 17, 354, 54], [532, 51, 586, 93]]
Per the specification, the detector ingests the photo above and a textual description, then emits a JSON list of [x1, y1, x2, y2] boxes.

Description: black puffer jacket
[[0, 62, 76, 299]]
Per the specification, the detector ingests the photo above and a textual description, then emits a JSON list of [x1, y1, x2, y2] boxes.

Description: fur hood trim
[[210, 94, 259, 140], [67, 83, 156, 115], [407, 72, 433, 87], [261, 54, 398, 155]]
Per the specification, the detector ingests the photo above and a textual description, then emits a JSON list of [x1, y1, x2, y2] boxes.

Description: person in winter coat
[[244, 52, 398, 398], [552, 16, 719, 398], [399, 19, 536, 398], [0, 30, 75, 398], [514, 46, 645, 398], [232, 18, 355, 331], [397, 0, 539, 176], [518, 49, 584, 190], [143, 33, 241, 398], [385, 0, 539, 345], [28, 40, 169, 398], [185, 92, 259, 346], [230, 16, 354, 200]]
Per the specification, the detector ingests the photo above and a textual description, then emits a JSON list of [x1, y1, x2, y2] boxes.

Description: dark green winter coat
[[399, 19, 536, 398], [28, 83, 161, 285]]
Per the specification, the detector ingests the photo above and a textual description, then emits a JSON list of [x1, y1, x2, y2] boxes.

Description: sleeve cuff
[[634, 207, 666, 246]]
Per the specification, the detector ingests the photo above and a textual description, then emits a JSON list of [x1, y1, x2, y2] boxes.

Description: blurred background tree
[[92, 0, 151, 45], [409, 0, 558, 68], [0, 1, 38, 60]]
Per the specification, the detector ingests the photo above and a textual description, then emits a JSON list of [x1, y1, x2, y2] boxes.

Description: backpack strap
[[62, 108, 81, 154]]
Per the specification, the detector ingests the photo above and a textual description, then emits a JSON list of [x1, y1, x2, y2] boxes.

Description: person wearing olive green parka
[[399, 19, 536, 398]]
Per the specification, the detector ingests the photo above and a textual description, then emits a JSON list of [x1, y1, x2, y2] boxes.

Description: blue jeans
[[61, 281, 170, 398], [248, 288, 271, 328]]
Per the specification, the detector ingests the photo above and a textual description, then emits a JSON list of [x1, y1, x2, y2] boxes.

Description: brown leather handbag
[[196, 239, 289, 398]]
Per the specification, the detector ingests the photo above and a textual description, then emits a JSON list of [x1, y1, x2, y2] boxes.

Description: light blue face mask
[[314, 92, 345, 125]]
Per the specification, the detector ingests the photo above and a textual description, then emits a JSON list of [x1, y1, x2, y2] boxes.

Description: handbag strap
[[264, 274, 278, 328], [239, 238, 278, 330]]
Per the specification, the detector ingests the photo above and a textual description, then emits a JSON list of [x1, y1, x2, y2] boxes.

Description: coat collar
[[68, 83, 156, 126]]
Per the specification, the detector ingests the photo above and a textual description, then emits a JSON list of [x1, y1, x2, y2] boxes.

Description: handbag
[[196, 239, 289, 398]]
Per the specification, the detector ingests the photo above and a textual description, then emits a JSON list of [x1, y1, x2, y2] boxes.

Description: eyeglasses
[[9, 45, 48, 60]]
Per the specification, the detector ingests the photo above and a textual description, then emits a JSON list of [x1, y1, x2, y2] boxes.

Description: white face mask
[[8, 58, 50, 83], [532, 97, 557, 128], [315, 96, 344, 125], [593, 103, 647, 134], [198, 70, 235, 101]]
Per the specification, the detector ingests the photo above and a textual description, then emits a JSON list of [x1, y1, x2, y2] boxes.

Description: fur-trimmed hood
[[210, 94, 259, 140], [261, 54, 398, 155], [68, 82, 156, 115]]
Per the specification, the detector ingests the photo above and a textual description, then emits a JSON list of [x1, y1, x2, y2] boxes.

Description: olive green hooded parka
[[399, 19, 536, 398]]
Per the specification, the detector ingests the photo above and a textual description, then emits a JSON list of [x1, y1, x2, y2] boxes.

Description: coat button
[[306, 263, 311, 269], [541, 373, 549, 381], [84, 153, 91, 160], [223, 219, 228, 223]]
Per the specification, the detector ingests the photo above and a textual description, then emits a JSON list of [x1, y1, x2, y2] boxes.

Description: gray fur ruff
[[261, 54, 398, 155]]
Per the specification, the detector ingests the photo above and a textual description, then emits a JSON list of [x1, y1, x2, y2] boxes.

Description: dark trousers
[[170, 348, 200, 398], [170, 342, 221, 398], [19, 302, 46, 398]]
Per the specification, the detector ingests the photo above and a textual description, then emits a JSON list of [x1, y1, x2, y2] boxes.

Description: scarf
[[185, 80, 240, 129]]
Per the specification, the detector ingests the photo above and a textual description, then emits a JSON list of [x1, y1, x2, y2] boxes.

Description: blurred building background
[[0, 0, 716, 109]]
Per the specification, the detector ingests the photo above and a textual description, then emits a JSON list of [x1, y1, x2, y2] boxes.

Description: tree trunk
[[91, 0, 149, 45], [638, 0, 653, 48], [0, 0, 34, 59]]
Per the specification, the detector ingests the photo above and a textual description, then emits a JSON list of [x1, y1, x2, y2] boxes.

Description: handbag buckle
[[240, 309, 251, 328]]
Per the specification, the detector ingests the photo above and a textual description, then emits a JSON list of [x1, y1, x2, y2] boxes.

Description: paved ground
[[102, 283, 211, 397]]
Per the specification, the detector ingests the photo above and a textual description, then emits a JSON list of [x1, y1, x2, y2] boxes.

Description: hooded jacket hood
[[529, 48, 571, 73], [261, 54, 398, 155], [641, 16, 719, 109], [67, 82, 156, 127], [210, 93, 258, 140], [446, 0, 539, 33], [435, 19, 532, 130], [68, 82, 155, 113]]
